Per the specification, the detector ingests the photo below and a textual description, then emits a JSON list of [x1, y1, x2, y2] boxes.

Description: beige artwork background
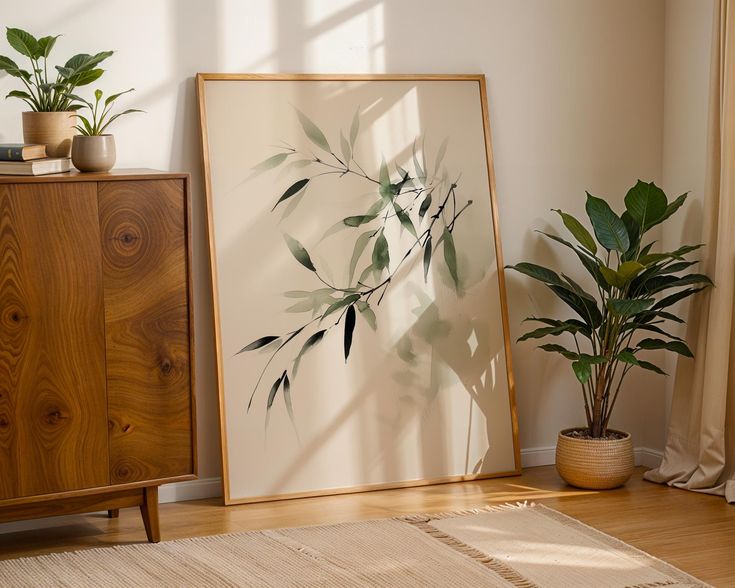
[[201, 77, 517, 504]]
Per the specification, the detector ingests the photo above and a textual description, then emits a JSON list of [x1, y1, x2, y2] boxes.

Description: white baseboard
[[159, 477, 223, 503], [159, 447, 665, 505], [520, 445, 663, 469]]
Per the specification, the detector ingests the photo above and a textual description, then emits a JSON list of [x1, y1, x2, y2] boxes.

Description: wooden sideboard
[[0, 170, 196, 543]]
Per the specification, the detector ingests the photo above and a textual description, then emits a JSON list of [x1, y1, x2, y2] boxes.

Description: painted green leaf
[[282, 373, 297, 435], [252, 152, 289, 174], [340, 131, 351, 164], [572, 361, 592, 384], [638, 338, 693, 357], [372, 230, 390, 271], [266, 371, 286, 410], [349, 107, 360, 148], [344, 305, 356, 361], [343, 214, 377, 227], [393, 203, 417, 237], [413, 140, 426, 182], [236, 335, 280, 354], [585, 193, 629, 252], [292, 329, 326, 377], [296, 108, 330, 152], [379, 158, 392, 199], [6, 28, 39, 58], [419, 192, 432, 219], [607, 298, 655, 316], [284, 234, 316, 271], [349, 231, 373, 284], [434, 137, 449, 175], [323, 294, 361, 319], [624, 180, 668, 231], [506, 262, 564, 286], [356, 300, 377, 330], [553, 209, 597, 254], [423, 235, 432, 283], [273, 178, 309, 210], [443, 227, 459, 290]]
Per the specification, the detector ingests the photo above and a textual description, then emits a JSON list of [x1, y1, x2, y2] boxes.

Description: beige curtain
[[644, 0, 735, 503]]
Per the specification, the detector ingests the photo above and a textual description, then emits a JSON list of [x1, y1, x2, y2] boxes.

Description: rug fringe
[[401, 503, 539, 588]]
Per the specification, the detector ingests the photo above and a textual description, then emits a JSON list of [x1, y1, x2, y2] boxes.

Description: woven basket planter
[[555, 428, 634, 490]]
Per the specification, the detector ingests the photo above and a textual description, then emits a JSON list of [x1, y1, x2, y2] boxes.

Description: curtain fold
[[644, 0, 735, 503]]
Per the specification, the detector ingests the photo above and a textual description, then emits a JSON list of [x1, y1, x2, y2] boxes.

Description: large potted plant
[[508, 180, 711, 489], [0, 27, 112, 157]]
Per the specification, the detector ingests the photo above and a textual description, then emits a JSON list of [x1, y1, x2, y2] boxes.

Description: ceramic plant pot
[[71, 135, 116, 173], [555, 427, 634, 490], [22, 111, 77, 158]]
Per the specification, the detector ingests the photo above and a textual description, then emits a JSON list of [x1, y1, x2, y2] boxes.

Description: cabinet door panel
[[99, 180, 193, 484], [0, 183, 109, 499]]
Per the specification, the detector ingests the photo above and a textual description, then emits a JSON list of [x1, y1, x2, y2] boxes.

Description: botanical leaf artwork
[[239, 108, 474, 429]]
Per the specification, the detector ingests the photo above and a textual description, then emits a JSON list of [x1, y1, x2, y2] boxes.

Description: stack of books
[[0, 143, 71, 175]]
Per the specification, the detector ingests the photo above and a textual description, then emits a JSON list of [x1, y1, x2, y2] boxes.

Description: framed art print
[[197, 74, 520, 504]]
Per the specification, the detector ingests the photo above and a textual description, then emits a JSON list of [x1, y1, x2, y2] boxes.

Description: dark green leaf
[[296, 108, 330, 152], [443, 227, 459, 289], [538, 343, 578, 360], [638, 338, 693, 357], [344, 305, 356, 361], [517, 322, 582, 342], [6, 28, 39, 58], [585, 192, 629, 252], [553, 209, 597, 254], [372, 230, 390, 271], [37, 35, 59, 58], [237, 335, 280, 354], [617, 350, 639, 365], [638, 360, 667, 375], [69, 68, 104, 87], [652, 287, 707, 310], [561, 274, 597, 301], [621, 323, 683, 341], [607, 298, 655, 316], [653, 192, 688, 227], [506, 261, 563, 286], [349, 231, 373, 284], [572, 361, 592, 384], [63, 51, 114, 74], [624, 180, 667, 230], [671, 243, 704, 257], [621, 211, 640, 260], [284, 234, 316, 271], [549, 285, 603, 328], [536, 231, 609, 291], [645, 273, 712, 295], [423, 235, 432, 282], [273, 178, 309, 210], [419, 192, 432, 219]]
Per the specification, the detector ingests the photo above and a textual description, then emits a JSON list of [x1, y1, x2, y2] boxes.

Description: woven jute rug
[[0, 503, 709, 587]]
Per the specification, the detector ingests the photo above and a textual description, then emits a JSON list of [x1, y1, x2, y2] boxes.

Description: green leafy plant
[[507, 181, 712, 438], [0, 27, 112, 112], [67, 88, 142, 135], [238, 108, 472, 428]]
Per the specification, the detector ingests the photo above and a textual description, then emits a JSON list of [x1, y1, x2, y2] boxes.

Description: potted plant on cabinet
[[68, 88, 142, 172], [0, 27, 113, 157], [507, 180, 711, 489]]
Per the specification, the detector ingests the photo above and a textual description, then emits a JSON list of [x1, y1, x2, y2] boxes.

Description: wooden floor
[[0, 466, 732, 585]]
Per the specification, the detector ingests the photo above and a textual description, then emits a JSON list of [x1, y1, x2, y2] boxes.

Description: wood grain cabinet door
[[0, 182, 109, 500], [98, 180, 193, 484]]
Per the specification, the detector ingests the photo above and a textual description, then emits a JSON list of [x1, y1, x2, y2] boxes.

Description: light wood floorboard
[[0, 466, 732, 585]]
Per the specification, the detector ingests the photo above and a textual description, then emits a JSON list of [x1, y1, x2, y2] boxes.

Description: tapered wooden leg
[[139, 486, 160, 543], [108, 509, 120, 518]]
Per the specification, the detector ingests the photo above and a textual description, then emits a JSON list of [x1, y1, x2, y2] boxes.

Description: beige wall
[[0, 0, 691, 481], [660, 0, 716, 416]]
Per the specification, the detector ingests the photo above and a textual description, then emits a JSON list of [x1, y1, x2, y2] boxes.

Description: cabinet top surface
[[0, 169, 188, 185]]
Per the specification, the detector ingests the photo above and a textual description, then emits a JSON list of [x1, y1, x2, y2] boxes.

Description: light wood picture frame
[[197, 73, 520, 505]]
